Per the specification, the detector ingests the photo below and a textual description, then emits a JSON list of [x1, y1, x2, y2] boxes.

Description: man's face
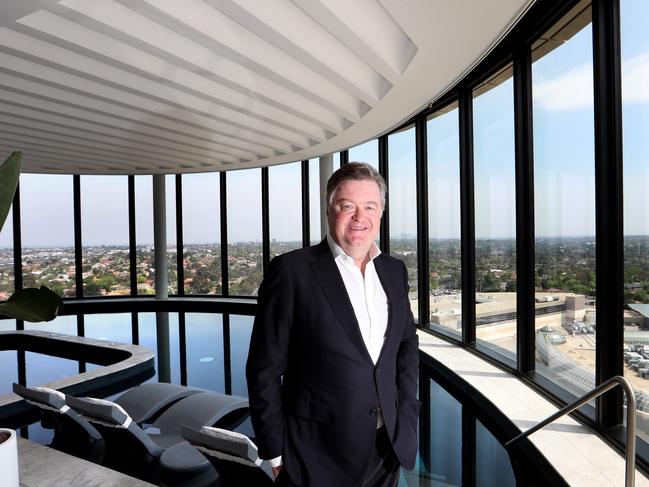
[[327, 179, 382, 258]]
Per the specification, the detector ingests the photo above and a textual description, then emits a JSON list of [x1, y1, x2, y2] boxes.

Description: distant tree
[[191, 267, 210, 294], [85, 280, 102, 295], [635, 289, 649, 303], [49, 283, 65, 296], [96, 275, 117, 292]]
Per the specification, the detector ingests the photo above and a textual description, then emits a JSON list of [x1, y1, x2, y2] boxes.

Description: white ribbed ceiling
[[0, 0, 533, 174]]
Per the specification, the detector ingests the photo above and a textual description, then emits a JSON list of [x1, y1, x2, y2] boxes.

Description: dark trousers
[[276, 426, 400, 487]]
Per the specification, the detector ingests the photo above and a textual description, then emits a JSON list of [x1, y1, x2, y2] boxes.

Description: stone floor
[[18, 438, 154, 487], [418, 330, 649, 487]]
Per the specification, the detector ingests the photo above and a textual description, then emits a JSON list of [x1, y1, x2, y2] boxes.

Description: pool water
[[2, 313, 518, 486]]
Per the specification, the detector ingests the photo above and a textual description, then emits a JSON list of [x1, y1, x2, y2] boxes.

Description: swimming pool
[[0, 311, 564, 485]]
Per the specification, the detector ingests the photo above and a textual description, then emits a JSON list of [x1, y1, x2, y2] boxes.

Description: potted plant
[[0, 150, 64, 487]]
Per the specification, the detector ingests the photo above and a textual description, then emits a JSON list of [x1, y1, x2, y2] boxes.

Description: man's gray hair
[[326, 162, 386, 210]]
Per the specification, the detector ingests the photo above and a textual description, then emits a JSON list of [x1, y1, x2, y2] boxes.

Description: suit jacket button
[[376, 368, 382, 375], [370, 408, 378, 416]]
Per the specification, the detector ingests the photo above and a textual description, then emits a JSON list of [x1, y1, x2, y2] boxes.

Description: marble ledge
[[417, 330, 649, 487]]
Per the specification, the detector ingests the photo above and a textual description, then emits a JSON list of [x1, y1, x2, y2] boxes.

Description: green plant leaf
[[0, 151, 22, 232], [0, 286, 63, 322]]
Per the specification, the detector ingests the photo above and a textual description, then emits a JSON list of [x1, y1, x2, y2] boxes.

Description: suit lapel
[[373, 255, 403, 353], [309, 240, 373, 364]]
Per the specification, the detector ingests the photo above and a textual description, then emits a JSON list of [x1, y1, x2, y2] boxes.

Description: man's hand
[[272, 465, 283, 478]]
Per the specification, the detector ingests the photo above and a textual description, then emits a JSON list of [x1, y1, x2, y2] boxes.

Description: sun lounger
[[182, 425, 273, 486], [12, 383, 103, 461], [65, 390, 249, 485]]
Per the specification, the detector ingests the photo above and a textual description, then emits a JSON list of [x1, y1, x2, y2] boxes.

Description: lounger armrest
[[181, 425, 258, 463], [13, 383, 66, 411], [66, 395, 131, 427]]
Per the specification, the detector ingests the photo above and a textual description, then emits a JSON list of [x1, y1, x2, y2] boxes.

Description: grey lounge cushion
[[159, 442, 211, 474], [153, 392, 249, 433], [115, 383, 203, 424]]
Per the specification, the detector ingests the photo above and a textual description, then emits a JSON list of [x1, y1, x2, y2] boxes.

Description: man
[[246, 162, 419, 487]]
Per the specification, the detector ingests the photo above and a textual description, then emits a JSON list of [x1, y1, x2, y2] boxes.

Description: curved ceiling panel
[[0, 0, 533, 174]]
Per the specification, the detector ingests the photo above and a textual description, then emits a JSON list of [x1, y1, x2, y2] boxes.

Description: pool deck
[[0, 330, 155, 425], [18, 438, 154, 487], [419, 330, 649, 487]]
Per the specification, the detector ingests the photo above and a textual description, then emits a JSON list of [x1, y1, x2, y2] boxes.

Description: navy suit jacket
[[246, 240, 419, 487]]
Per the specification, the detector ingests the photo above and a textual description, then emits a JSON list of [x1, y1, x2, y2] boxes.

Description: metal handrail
[[505, 376, 636, 487]]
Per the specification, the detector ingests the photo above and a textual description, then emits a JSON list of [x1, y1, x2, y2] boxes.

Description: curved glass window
[[0, 202, 13, 299], [227, 169, 262, 295], [622, 0, 649, 442], [138, 312, 181, 384], [84, 312, 132, 343], [269, 162, 302, 257], [532, 7, 595, 398], [388, 125, 418, 321], [349, 139, 378, 168], [21, 174, 74, 297], [427, 105, 461, 337], [473, 65, 517, 360], [230, 314, 254, 397], [182, 173, 221, 295], [81, 176, 129, 297], [135, 176, 154, 295], [186, 313, 224, 392]]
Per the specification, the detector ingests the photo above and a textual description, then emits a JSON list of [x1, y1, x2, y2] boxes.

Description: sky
[[0, 1, 648, 248]]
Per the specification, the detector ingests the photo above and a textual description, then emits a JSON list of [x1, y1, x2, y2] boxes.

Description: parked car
[[632, 359, 649, 371], [625, 351, 643, 363]]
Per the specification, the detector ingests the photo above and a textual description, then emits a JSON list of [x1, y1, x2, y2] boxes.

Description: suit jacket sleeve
[[396, 260, 420, 432], [246, 256, 293, 460]]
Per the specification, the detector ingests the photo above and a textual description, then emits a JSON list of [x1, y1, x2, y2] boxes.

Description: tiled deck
[[418, 330, 649, 487]]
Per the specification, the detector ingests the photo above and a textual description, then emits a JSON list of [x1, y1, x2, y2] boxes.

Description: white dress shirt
[[326, 234, 389, 365], [268, 237, 389, 468]]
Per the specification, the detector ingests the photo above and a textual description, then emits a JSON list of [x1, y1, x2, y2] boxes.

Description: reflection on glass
[[269, 162, 302, 257], [309, 158, 322, 245], [348, 139, 378, 168], [476, 419, 516, 486], [139, 312, 180, 384], [84, 313, 132, 343], [621, 0, 649, 443], [24, 313, 76, 334], [0, 205, 12, 299], [81, 176, 129, 297], [0, 349, 17, 395], [388, 126, 418, 322], [185, 313, 224, 392], [135, 176, 154, 295], [428, 378, 462, 484], [21, 174, 74, 297], [427, 106, 462, 336], [532, 10, 596, 398], [227, 169, 262, 295], [230, 315, 254, 397], [0, 316, 17, 394], [183, 173, 221, 295], [473, 67, 517, 359]]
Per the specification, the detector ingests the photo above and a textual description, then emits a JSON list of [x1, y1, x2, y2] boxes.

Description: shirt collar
[[326, 233, 381, 263]]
